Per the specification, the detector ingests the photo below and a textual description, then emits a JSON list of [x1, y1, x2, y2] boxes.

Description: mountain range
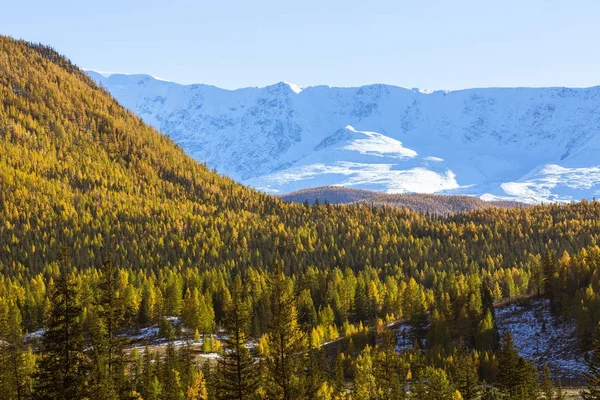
[[87, 71, 600, 203]]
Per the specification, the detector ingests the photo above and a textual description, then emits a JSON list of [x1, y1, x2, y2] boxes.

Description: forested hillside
[[2, 36, 600, 399], [280, 186, 525, 215]]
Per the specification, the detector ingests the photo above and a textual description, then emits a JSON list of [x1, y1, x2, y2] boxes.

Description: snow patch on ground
[[395, 324, 415, 353], [125, 327, 159, 341], [495, 299, 585, 379], [23, 329, 45, 341]]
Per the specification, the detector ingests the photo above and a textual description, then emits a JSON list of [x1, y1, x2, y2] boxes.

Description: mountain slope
[[88, 71, 600, 203], [0, 37, 282, 273]]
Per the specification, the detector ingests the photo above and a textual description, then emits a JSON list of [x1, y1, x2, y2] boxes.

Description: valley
[[0, 35, 598, 399]]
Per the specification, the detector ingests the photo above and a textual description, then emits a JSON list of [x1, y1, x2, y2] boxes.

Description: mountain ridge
[[87, 70, 600, 203], [278, 186, 526, 215], [85, 69, 600, 93]]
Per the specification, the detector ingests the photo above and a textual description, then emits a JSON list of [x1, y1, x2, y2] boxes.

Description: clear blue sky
[[3, 0, 599, 90]]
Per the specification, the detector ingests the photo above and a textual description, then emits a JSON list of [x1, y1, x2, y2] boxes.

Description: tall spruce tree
[[216, 275, 258, 399], [452, 343, 480, 400], [33, 254, 88, 400], [373, 327, 405, 399], [87, 257, 127, 398], [495, 332, 539, 400], [0, 299, 27, 400], [262, 261, 307, 400]]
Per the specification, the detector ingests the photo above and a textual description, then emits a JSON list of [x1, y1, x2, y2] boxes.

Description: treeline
[[0, 254, 570, 400]]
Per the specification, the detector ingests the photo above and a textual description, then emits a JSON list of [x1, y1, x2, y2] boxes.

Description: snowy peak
[[283, 81, 303, 94], [87, 71, 600, 203]]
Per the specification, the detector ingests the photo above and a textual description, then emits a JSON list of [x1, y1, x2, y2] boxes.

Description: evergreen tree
[[304, 349, 330, 399], [33, 263, 87, 400], [495, 332, 539, 400], [215, 275, 259, 400], [541, 363, 555, 400], [262, 262, 307, 400], [0, 299, 27, 400], [373, 328, 405, 399], [162, 342, 185, 400], [452, 343, 480, 400], [88, 257, 127, 398], [423, 367, 455, 400]]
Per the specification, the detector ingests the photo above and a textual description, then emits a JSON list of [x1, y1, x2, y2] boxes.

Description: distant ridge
[[279, 186, 525, 215]]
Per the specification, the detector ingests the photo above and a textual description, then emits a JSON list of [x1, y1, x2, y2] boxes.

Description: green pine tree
[[452, 343, 480, 400], [262, 262, 307, 400], [215, 275, 259, 400], [0, 299, 28, 400], [33, 265, 88, 400]]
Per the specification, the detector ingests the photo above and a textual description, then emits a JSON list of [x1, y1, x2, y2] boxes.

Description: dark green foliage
[[33, 270, 87, 400], [452, 343, 480, 400], [495, 332, 539, 400], [215, 276, 259, 400], [261, 263, 307, 400]]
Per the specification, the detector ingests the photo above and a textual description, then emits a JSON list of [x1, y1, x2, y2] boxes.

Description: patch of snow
[[199, 352, 221, 359], [495, 299, 586, 379], [395, 324, 415, 353], [283, 82, 303, 94], [343, 126, 418, 159], [125, 327, 159, 341], [23, 329, 45, 341]]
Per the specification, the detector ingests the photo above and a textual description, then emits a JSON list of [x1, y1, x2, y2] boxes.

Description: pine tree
[[215, 275, 258, 400], [304, 349, 329, 399], [542, 251, 557, 299], [541, 364, 555, 400], [373, 327, 405, 399], [162, 342, 186, 400], [496, 332, 539, 400], [495, 332, 521, 395], [333, 352, 346, 394], [423, 367, 455, 400], [452, 343, 480, 400], [33, 263, 88, 400], [262, 262, 307, 400], [88, 257, 127, 398], [0, 299, 27, 400]]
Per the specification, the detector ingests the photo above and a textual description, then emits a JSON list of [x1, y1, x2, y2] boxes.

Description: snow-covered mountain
[[87, 70, 600, 203]]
